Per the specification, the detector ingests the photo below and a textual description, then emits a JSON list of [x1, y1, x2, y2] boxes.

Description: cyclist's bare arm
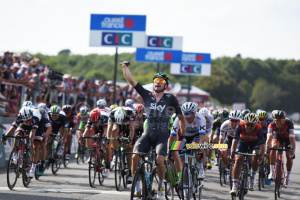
[[44, 126, 52, 140], [5, 126, 17, 137], [289, 136, 296, 152], [30, 128, 37, 142], [121, 63, 137, 87], [231, 139, 238, 155], [107, 122, 114, 138], [178, 115, 186, 137], [209, 130, 215, 143], [129, 123, 135, 145]]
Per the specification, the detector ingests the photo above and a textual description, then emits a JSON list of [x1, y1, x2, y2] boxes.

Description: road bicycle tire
[[165, 161, 176, 200], [149, 167, 159, 199], [219, 159, 224, 186], [275, 160, 281, 200], [52, 156, 61, 174], [230, 163, 233, 190], [98, 154, 105, 186], [192, 165, 201, 200], [239, 171, 245, 200], [7, 148, 19, 190], [88, 152, 96, 187], [258, 163, 263, 190], [114, 150, 122, 190], [181, 164, 191, 200], [130, 168, 144, 200], [122, 150, 129, 189]]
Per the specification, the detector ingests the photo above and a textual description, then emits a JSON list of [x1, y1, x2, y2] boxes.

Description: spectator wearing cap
[[2, 51, 10, 65], [57, 74, 71, 105], [11, 63, 20, 80], [6, 57, 13, 67]]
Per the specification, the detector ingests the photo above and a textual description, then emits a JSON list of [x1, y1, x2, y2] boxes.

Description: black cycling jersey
[[212, 119, 222, 136], [48, 113, 69, 134], [133, 83, 181, 156]]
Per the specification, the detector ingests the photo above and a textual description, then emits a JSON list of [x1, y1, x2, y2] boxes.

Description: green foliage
[[31, 50, 300, 112]]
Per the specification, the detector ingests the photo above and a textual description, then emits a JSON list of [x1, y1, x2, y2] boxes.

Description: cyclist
[[219, 110, 242, 179], [110, 104, 118, 111], [257, 110, 271, 185], [122, 61, 185, 200], [48, 105, 69, 156], [171, 102, 206, 180], [208, 109, 229, 169], [97, 99, 110, 112], [134, 104, 147, 140], [62, 104, 78, 160], [2, 106, 52, 177], [107, 106, 135, 183], [22, 101, 34, 108], [266, 110, 296, 188], [125, 99, 134, 109], [212, 110, 219, 120], [75, 106, 90, 159], [230, 113, 265, 194], [84, 108, 110, 176], [241, 109, 250, 120], [199, 107, 214, 170]]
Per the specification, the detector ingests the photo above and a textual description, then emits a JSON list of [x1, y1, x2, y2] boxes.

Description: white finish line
[[0, 187, 130, 195]]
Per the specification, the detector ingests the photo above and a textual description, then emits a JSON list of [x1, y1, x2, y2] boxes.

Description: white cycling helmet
[[19, 107, 33, 121], [79, 106, 89, 115], [181, 102, 197, 113], [97, 99, 107, 108], [125, 99, 134, 107], [229, 110, 242, 120], [38, 103, 48, 111], [22, 101, 33, 108], [114, 108, 125, 124], [199, 107, 209, 117]]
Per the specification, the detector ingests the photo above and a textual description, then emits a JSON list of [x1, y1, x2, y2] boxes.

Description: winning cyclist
[[121, 61, 186, 200]]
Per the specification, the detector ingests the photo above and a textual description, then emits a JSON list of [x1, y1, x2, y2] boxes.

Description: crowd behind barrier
[[0, 51, 222, 117]]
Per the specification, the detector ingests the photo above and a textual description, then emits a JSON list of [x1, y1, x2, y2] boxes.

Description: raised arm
[[121, 63, 137, 87]]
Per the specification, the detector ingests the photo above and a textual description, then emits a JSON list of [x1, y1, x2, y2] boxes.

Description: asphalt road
[[0, 142, 300, 200]]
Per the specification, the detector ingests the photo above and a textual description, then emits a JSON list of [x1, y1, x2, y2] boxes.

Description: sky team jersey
[[234, 121, 264, 144], [267, 119, 294, 138], [171, 112, 206, 137], [108, 107, 135, 125], [205, 114, 214, 134], [220, 119, 241, 139], [134, 83, 181, 132]]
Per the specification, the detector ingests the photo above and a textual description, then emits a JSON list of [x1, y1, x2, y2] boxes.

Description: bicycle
[[217, 149, 228, 186], [180, 148, 203, 200], [129, 151, 159, 200], [258, 154, 268, 190], [165, 150, 182, 200], [231, 152, 257, 200], [76, 129, 87, 164], [268, 144, 293, 200], [5, 135, 33, 190], [82, 135, 106, 188], [46, 133, 63, 175], [107, 136, 130, 191]]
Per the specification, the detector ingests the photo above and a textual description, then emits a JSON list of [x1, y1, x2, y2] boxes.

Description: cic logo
[[147, 37, 173, 48], [102, 32, 132, 46], [180, 64, 202, 74]]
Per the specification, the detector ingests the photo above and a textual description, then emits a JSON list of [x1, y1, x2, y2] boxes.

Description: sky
[[1, 0, 300, 60]]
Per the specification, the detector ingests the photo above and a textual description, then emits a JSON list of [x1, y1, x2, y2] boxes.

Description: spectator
[[30, 68, 41, 105]]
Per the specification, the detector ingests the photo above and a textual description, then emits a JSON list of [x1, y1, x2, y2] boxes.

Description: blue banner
[[135, 48, 182, 63], [182, 52, 211, 64], [90, 14, 146, 31]]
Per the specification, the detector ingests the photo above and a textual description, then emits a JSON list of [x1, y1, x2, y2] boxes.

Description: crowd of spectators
[[0, 51, 139, 117]]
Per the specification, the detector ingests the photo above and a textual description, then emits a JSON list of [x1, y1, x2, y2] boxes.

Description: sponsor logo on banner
[[147, 37, 173, 48], [180, 64, 202, 74], [182, 53, 204, 63], [100, 17, 134, 29], [102, 32, 132, 46], [145, 51, 173, 62]]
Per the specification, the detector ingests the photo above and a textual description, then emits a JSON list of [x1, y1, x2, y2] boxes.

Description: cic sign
[[145, 36, 183, 50], [170, 52, 211, 76], [89, 14, 146, 47]]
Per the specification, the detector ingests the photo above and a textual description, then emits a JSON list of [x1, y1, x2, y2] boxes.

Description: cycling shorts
[[272, 136, 291, 150], [236, 139, 259, 154]]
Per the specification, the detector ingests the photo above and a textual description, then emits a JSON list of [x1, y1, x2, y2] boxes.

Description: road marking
[[0, 187, 130, 195]]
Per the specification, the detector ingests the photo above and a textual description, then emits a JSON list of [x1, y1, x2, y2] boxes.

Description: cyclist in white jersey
[[171, 102, 206, 179], [219, 110, 242, 170]]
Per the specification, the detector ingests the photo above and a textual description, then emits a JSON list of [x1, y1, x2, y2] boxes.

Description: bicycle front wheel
[[238, 171, 245, 200], [115, 150, 122, 190], [130, 168, 144, 200], [52, 156, 61, 174], [122, 150, 129, 189], [88, 153, 96, 188], [7, 148, 19, 190], [258, 164, 263, 190], [181, 164, 191, 200], [165, 162, 176, 200], [275, 160, 281, 200], [219, 159, 224, 186]]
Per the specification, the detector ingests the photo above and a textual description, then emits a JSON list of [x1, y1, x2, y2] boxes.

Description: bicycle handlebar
[[4, 135, 29, 139]]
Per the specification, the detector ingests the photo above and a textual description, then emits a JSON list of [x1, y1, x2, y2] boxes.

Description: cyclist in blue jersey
[[121, 61, 186, 200]]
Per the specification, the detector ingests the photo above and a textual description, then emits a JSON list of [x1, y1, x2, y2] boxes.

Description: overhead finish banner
[[89, 14, 146, 47], [170, 52, 211, 76], [135, 48, 182, 63]]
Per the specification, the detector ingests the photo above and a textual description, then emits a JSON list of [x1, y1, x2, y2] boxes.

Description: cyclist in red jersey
[[266, 110, 296, 188], [230, 113, 265, 194]]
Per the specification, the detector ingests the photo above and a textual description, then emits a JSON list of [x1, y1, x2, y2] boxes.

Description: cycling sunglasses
[[259, 118, 266, 121], [229, 119, 239, 123], [153, 78, 166, 84], [274, 119, 285, 123], [245, 123, 256, 127], [184, 111, 194, 116], [220, 118, 228, 121]]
